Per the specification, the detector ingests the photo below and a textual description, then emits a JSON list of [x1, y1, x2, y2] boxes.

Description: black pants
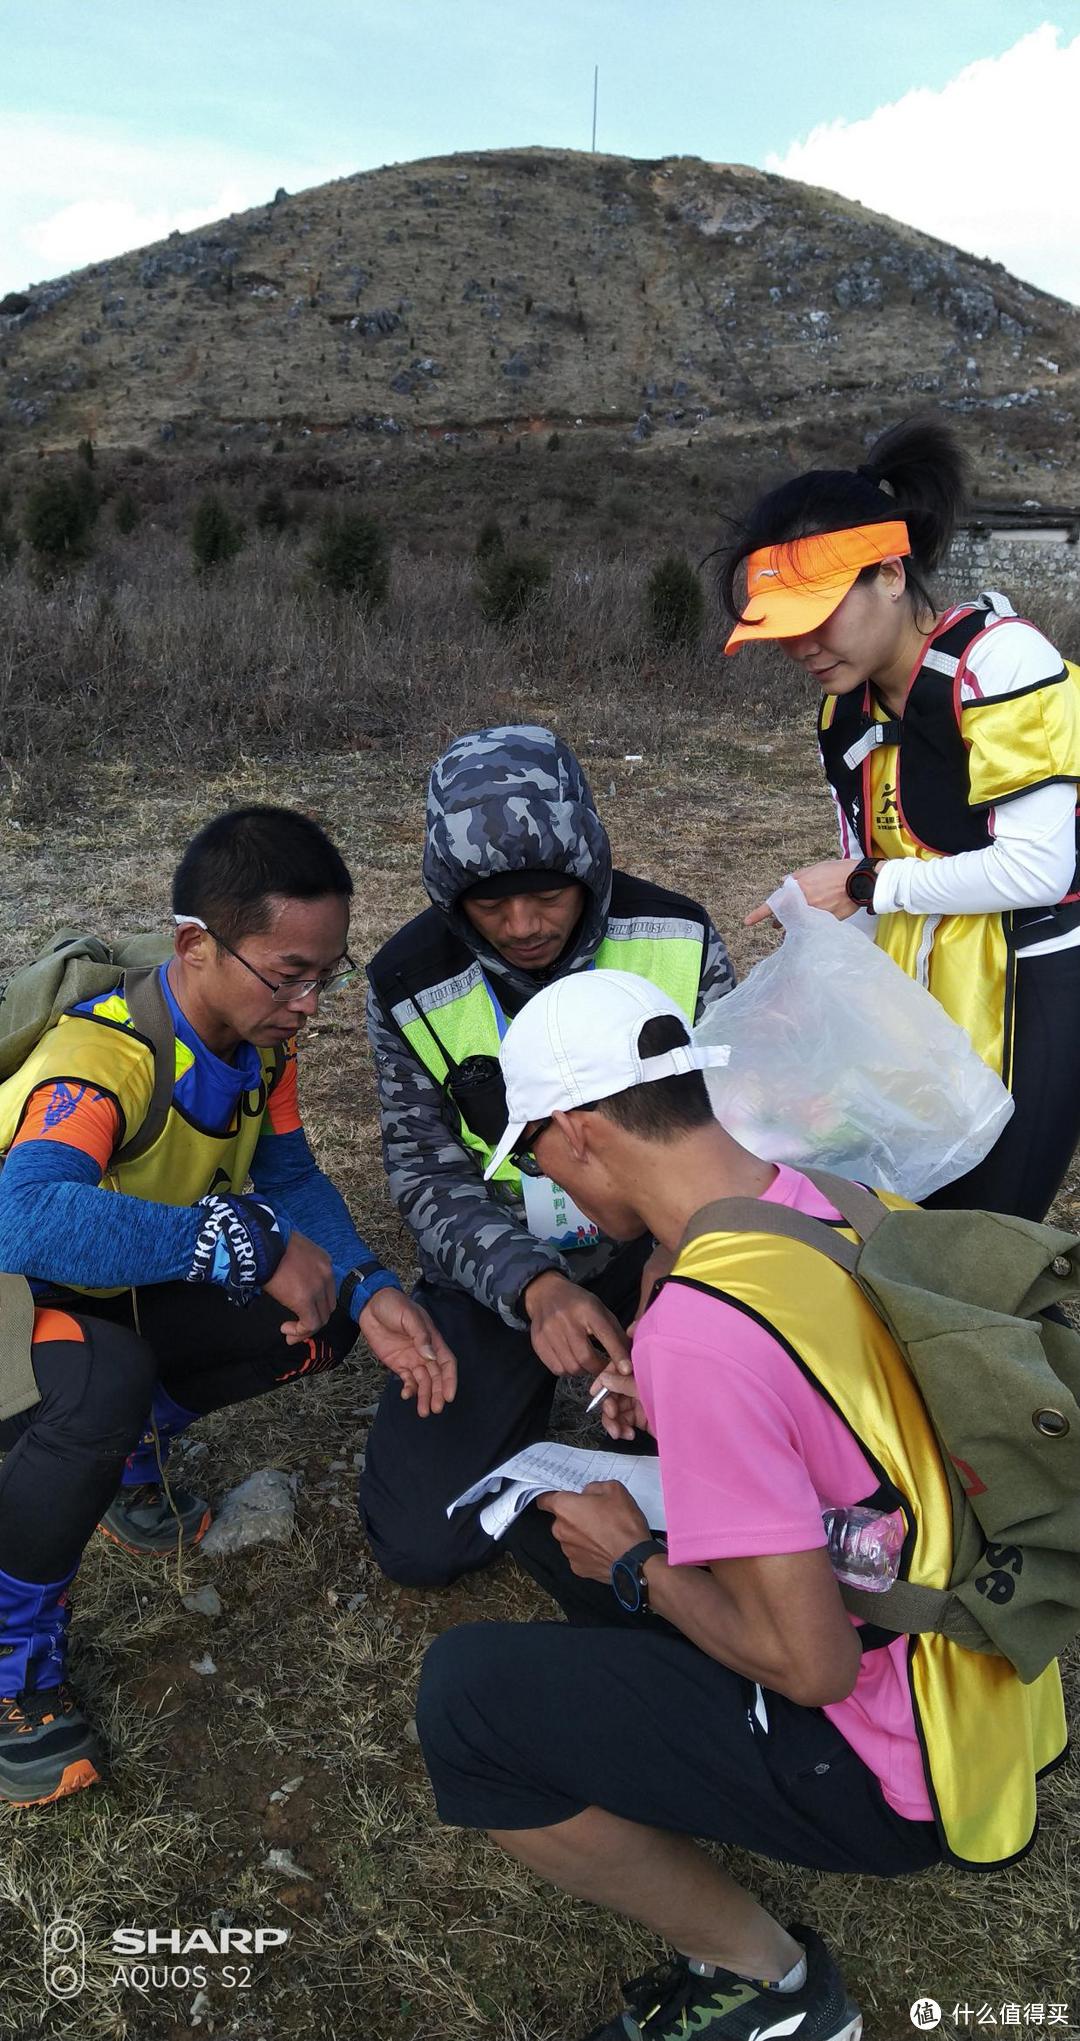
[[0, 1284, 356, 1583], [417, 1508, 941, 1875], [358, 1238, 652, 1588], [926, 944, 1080, 1220]]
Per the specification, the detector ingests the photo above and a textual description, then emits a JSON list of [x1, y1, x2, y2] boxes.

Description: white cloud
[[766, 25, 1080, 307], [0, 115, 348, 293]]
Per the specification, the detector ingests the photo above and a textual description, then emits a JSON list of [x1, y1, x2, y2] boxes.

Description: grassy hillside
[[3, 148, 1078, 507]]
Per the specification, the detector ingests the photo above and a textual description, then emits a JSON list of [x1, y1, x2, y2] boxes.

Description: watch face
[[611, 1558, 644, 1615], [848, 866, 877, 904]]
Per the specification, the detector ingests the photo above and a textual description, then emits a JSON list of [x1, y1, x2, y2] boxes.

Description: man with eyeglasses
[[0, 805, 454, 1806], [361, 724, 735, 1586]]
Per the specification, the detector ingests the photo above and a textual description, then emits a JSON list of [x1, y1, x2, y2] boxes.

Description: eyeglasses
[[508, 1118, 552, 1177], [196, 924, 358, 1004]]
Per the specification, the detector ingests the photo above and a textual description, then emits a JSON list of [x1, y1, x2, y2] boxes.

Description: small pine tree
[[113, 488, 139, 534], [546, 431, 561, 452], [255, 486, 293, 534], [77, 436, 95, 468], [475, 517, 504, 561], [310, 507, 389, 603], [191, 494, 244, 571], [0, 482, 18, 569], [646, 553, 704, 647], [476, 547, 550, 626], [24, 472, 94, 566]]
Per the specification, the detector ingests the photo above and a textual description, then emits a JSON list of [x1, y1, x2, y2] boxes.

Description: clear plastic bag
[[696, 877, 1013, 1201]]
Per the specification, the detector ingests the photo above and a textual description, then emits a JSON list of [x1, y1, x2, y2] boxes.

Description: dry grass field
[[1, 535, 1078, 2041]]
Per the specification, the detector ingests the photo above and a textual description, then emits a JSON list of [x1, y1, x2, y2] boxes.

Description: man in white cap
[[412, 969, 1060, 2041]]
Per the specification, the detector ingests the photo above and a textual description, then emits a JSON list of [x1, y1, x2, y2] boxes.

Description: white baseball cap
[[483, 968, 730, 1179]]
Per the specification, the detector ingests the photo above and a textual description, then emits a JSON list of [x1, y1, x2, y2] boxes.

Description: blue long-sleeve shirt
[[0, 967, 396, 1316]]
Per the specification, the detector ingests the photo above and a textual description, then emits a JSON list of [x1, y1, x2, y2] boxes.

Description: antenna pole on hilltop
[[592, 65, 598, 152]]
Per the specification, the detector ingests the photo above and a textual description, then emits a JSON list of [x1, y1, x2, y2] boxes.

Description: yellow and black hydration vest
[[669, 1215, 1067, 1870], [367, 873, 708, 1193], [0, 982, 282, 1298], [818, 602, 1080, 1084]]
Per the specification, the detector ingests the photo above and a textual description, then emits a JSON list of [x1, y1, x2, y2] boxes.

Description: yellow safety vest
[[670, 1217, 1067, 1869], [0, 991, 279, 1297], [393, 927, 705, 1193]]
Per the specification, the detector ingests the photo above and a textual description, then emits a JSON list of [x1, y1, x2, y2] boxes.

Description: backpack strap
[[797, 1168, 890, 1241], [114, 967, 177, 1165], [679, 1197, 860, 1272], [841, 1579, 992, 1655], [678, 1169, 889, 1269]]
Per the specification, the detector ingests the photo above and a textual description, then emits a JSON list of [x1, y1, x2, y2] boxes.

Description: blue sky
[[3, 2, 1078, 299]]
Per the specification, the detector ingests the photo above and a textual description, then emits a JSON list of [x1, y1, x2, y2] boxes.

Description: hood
[[422, 724, 612, 991]]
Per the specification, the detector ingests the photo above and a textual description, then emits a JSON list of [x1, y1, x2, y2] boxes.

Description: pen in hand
[[586, 1382, 611, 1413]]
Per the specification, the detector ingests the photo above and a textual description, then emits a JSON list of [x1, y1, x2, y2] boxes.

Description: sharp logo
[[756, 568, 780, 580], [111, 1928, 289, 1956], [747, 2016, 808, 2040]]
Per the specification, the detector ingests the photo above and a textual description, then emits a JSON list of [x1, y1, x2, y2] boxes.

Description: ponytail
[[719, 415, 967, 621], [859, 417, 966, 574]]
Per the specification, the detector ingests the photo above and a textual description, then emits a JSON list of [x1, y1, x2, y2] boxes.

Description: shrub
[[309, 506, 389, 603], [646, 552, 704, 646], [474, 517, 504, 561], [191, 494, 244, 571], [23, 472, 94, 566], [77, 436, 95, 468], [546, 431, 562, 451], [0, 480, 18, 568], [255, 486, 294, 534], [476, 546, 550, 626], [113, 488, 139, 535]]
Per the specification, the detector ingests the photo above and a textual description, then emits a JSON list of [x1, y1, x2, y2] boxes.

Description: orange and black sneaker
[[0, 1685, 103, 1807], [97, 1482, 211, 1557]]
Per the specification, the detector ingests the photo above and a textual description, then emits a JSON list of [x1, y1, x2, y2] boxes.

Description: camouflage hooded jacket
[[365, 725, 735, 1327]]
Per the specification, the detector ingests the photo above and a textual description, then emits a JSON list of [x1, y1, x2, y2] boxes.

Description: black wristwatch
[[610, 1537, 667, 1615], [844, 856, 882, 913]]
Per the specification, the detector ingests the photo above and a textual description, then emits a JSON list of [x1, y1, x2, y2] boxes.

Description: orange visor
[[724, 519, 911, 653]]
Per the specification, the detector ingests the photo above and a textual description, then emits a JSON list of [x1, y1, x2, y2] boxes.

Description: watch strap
[[339, 1259, 401, 1322]]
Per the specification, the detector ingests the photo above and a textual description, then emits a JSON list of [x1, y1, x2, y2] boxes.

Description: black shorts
[[416, 1619, 942, 1878]]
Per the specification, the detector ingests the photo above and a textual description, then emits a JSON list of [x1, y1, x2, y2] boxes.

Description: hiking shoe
[[0, 1686, 104, 1807], [578, 1925, 861, 2041], [98, 1482, 211, 1557]]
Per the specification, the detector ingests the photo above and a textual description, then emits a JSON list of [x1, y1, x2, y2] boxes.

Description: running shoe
[[577, 1924, 862, 2041], [98, 1482, 211, 1557], [0, 1685, 103, 1806]]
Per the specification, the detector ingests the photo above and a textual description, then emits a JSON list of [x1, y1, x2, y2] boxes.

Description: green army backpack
[[0, 929, 177, 1161], [681, 1167, 1080, 1683]]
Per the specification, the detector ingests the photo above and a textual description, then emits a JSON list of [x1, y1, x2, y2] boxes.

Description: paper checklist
[[448, 1441, 667, 1541]]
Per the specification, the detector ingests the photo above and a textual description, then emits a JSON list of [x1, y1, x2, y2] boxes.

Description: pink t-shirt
[[632, 1162, 933, 1823]]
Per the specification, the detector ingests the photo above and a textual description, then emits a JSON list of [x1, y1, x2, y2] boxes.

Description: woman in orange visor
[[722, 417, 1080, 1222]]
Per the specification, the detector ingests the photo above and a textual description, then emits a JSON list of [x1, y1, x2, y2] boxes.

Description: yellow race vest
[[0, 991, 278, 1297], [819, 605, 1080, 1086], [670, 1216, 1067, 1868]]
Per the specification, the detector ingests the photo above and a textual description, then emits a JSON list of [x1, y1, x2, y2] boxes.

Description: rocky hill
[[3, 147, 1078, 497]]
